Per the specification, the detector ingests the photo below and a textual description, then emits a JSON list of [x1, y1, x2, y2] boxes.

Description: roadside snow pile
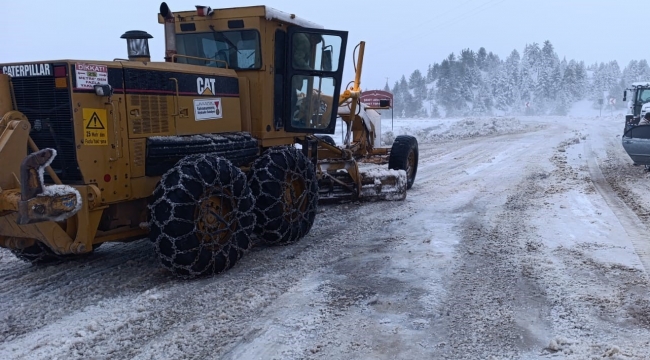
[[381, 117, 530, 145]]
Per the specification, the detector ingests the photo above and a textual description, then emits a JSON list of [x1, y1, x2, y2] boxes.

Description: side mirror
[[624, 90, 627, 102], [379, 99, 391, 107], [322, 49, 332, 71]]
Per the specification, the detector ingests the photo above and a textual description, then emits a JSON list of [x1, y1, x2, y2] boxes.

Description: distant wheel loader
[[0, 2, 418, 278], [622, 82, 650, 166]]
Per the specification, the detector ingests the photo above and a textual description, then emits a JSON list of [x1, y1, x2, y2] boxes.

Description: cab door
[[281, 26, 348, 134]]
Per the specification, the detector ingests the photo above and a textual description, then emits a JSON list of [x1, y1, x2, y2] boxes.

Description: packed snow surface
[[2, 106, 650, 359]]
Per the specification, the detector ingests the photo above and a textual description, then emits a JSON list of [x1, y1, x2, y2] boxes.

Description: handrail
[[171, 54, 229, 69]]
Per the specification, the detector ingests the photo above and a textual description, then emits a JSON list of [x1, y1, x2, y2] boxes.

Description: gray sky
[[1, 0, 646, 91]]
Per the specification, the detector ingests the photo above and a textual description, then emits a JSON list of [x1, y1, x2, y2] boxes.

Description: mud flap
[[15, 149, 82, 225]]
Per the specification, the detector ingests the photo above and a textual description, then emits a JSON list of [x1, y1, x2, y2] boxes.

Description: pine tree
[[427, 63, 440, 84], [574, 61, 587, 99], [477, 47, 488, 71], [474, 80, 493, 116], [623, 59, 650, 86], [491, 65, 509, 115], [562, 61, 578, 101], [504, 49, 521, 106], [554, 88, 571, 115], [430, 103, 441, 118], [436, 55, 466, 116], [390, 39, 641, 118], [399, 75, 419, 117], [409, 69, 428, 104], [639, 60, 650, 80], [519, 44, 538, 112], [537, 40, 559, 102], [391, 80, 404, 117]]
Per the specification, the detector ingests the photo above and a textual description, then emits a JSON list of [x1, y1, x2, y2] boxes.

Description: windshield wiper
[[209, 25, 241, 54]]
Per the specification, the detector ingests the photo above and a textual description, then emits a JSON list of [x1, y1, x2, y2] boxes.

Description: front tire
[[9, 240, 64, 263], [388, 135, 419, 189], [148, 153, 255, 278], [248, 146, 318, 245]]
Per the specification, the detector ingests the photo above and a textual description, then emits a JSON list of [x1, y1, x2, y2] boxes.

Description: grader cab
[[0, 2, 418, 278]]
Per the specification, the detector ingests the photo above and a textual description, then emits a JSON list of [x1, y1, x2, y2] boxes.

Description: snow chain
[[148, 153, 255, 278], [248, 146, 319, 245]]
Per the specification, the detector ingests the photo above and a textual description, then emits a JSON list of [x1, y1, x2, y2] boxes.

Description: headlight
[[94, 84, 113, 97]]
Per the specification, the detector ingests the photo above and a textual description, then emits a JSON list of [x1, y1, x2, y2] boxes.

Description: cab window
[[289, 32, 343, 131], [639, 88, 650, 103], [175, 30, 261, 70]]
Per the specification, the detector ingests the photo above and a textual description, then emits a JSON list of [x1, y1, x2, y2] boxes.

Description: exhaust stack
[[160, 2, 176, 62], [120, 30, 153, 62]]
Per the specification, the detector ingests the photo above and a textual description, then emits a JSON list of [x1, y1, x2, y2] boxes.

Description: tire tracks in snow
[[584, 138, 650, 277]]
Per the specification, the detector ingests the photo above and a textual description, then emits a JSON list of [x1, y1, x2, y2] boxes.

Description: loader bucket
[[622, 125, 650, 165]]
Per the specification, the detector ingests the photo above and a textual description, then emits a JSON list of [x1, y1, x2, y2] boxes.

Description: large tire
[[388, 135, 419, 189], [10, 240, 62, 263], [148, 153, 255, 278], [4, 212, 101, 264], [248, 146, 318, 245], [6, 233, 101, 264]]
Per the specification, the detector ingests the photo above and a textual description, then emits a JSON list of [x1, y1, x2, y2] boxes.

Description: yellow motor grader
[[0, 2, 418, 278]]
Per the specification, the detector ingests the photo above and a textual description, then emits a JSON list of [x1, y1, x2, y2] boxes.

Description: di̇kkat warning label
[[75, 63, 108, 89], [194, 98, 223, 121], [83, 108, 108, 146]]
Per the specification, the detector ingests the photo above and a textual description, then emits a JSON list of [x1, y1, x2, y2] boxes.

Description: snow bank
[[380, 117, 530, 145], [330, 116, 531, 147]]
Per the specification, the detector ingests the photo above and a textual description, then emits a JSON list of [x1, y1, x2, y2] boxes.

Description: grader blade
[[317, 159, 407, 203], [317, 159, 360, 203], [359, 168, 407, 202]]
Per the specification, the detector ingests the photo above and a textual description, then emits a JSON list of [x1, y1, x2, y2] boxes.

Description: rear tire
[[11, 240, 62, 263], [388, 135, 419, 189], [248, 146, 318, 245], [148, 153, 255, 278]]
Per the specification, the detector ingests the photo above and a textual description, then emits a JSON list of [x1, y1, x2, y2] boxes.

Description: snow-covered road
[[2, 114, 650, 359]]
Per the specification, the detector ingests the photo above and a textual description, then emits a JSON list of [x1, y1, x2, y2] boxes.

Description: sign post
[[598, 98, 603, 117]]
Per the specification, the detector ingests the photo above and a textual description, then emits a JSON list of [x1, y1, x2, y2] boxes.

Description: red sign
[[360, 90, 393, 108], [75, 63, 108, 73]]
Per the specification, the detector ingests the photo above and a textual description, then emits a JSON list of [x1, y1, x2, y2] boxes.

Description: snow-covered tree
[[504, 49, 521, 106], [387, 39, 650, 117], [408, 69, 427, 104]]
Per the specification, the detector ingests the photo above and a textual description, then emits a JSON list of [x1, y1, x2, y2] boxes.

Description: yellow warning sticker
[[82, 108, 108, 146]]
